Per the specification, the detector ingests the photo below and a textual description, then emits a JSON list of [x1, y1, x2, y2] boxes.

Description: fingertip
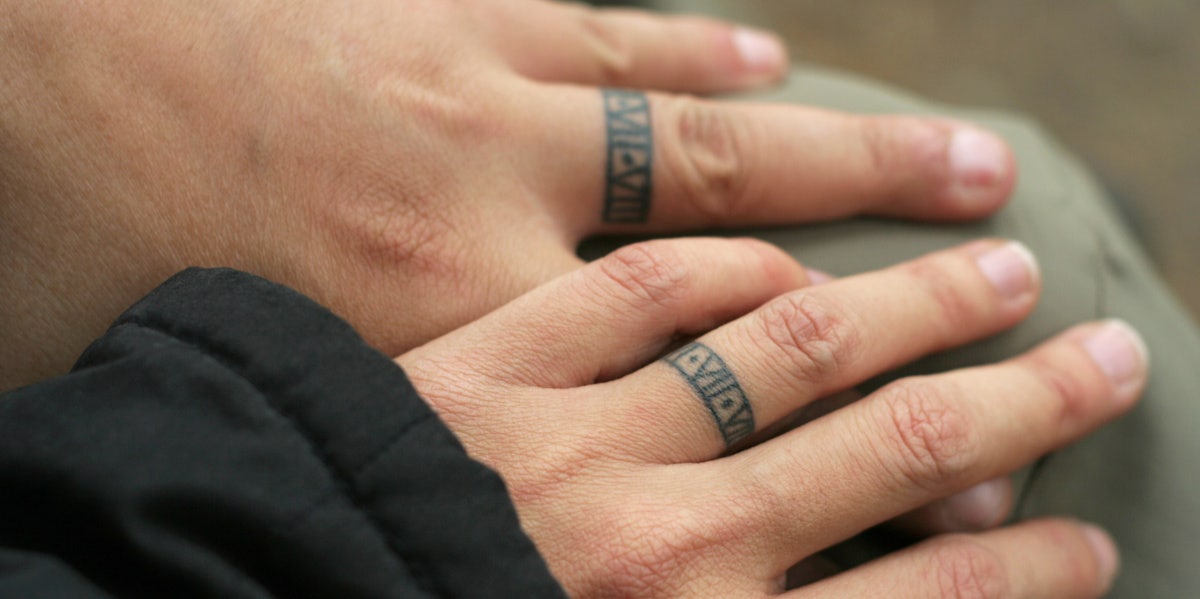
[[893, 476, 1013, 536], [945, 125, 1017, 215], [1079, 319, 1150, 406], [860, 118, 1015, 222], [730, 26, 789, 80], [938, 477, 1013, 531], [1080, 523, 1120, 591], [806, 268, 835, 285], [971, 239, 1041, 308]]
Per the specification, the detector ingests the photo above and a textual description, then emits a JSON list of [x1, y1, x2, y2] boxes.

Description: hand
[[0, 0, 1015, 389], [398, 238, 1145, 597]]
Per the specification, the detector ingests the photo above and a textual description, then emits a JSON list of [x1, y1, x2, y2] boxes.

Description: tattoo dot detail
[[602, 89, 653, 224], [664, 342, 755, 447]]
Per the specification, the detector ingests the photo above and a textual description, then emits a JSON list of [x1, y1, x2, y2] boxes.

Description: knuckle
[[576, 10, 636, 84], [756, 291, 859, 386], [333, 165, 465, 278], [904, 255, 983, 336], [859, 116, 952, 189], [877, 379, 977, 491], [1024, 353, 1093, 426], [859, 117, 897, 176], [926, 536, 1011, 599], [586, 502, 720, 597], [665, 96, 750, 220], [505, 436, 605, 507], [595, 241, 692, 311], [400, 354, 486, 427]]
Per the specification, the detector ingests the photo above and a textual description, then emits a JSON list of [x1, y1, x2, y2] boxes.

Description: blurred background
[[602, 0, 1200, 318]]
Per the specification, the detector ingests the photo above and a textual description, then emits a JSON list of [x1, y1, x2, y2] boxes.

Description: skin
[[398, 237, 1145, 598], [0, 0, 1014, 392], [0, 0, 1117, 591]]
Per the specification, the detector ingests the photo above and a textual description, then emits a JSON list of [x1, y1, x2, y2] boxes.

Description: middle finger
[[729, 320, 1147, 574]]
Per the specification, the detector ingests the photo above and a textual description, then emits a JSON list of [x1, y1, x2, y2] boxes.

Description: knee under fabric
[[582, 66, 1200, 598]]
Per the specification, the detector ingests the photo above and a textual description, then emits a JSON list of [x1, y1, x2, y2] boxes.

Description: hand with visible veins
[[0, 0, 1014, 392], [398, 237, 1145, 598]]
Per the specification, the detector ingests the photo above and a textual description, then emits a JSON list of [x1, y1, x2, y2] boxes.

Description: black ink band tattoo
[[664, 343, 755, 447], [602, 89, 653, 224]]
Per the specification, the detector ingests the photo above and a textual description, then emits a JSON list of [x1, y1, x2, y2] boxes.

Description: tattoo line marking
[[602, 89, 653, 224], [664, 342, 755, 447]]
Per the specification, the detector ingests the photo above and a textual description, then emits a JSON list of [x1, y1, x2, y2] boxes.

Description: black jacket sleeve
[[0, 268, 566, 599]]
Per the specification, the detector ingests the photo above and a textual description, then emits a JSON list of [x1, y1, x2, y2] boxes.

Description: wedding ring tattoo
[[606, 93, 752, 447], [602, 89, 653, 224], [665, 343, 755, 447], [606, 92, 749, 446]]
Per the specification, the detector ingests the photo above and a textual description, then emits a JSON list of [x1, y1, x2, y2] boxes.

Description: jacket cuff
[[79, 267, 563, 598]]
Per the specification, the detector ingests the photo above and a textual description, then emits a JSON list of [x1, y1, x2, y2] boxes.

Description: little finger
[[791, 519, 1118, 599]]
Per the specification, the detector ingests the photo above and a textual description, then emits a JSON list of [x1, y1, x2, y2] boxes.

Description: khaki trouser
[[586, 67, 1200, 597]]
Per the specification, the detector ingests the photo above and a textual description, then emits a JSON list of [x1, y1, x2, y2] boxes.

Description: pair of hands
[[0, 0, 1144, 595]]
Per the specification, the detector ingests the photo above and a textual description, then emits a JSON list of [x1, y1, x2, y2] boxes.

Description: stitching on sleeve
[[117, 316, 442, 597], [350, 420, 428, 479]]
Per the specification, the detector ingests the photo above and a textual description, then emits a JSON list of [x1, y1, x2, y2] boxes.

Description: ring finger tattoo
[[664, 342, 755, 447], [602, 89, 654, 224]]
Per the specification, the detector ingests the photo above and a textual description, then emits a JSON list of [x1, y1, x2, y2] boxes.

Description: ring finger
[[792, 519, 1118, 598], [610, 239, 1040, 462], [517, 84, 1015, 237]]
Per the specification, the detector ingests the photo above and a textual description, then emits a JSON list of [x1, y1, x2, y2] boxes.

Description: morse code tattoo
[[601, 89, 653, 224], [664, 342, 755, 447]]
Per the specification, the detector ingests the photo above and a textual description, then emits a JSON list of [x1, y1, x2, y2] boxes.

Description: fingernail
[[941, 478, 1010, 531], [1081, 524, 1119, 588], [975, 241, 1039, 302], [949, 127, 1009, 199], [732, 27, 786, 72], [1082, 319, 1149, 400], [807, 269, 835, 285]]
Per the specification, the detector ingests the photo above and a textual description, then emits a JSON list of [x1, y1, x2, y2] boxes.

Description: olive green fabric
[[585, 66, 1200, 597]]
